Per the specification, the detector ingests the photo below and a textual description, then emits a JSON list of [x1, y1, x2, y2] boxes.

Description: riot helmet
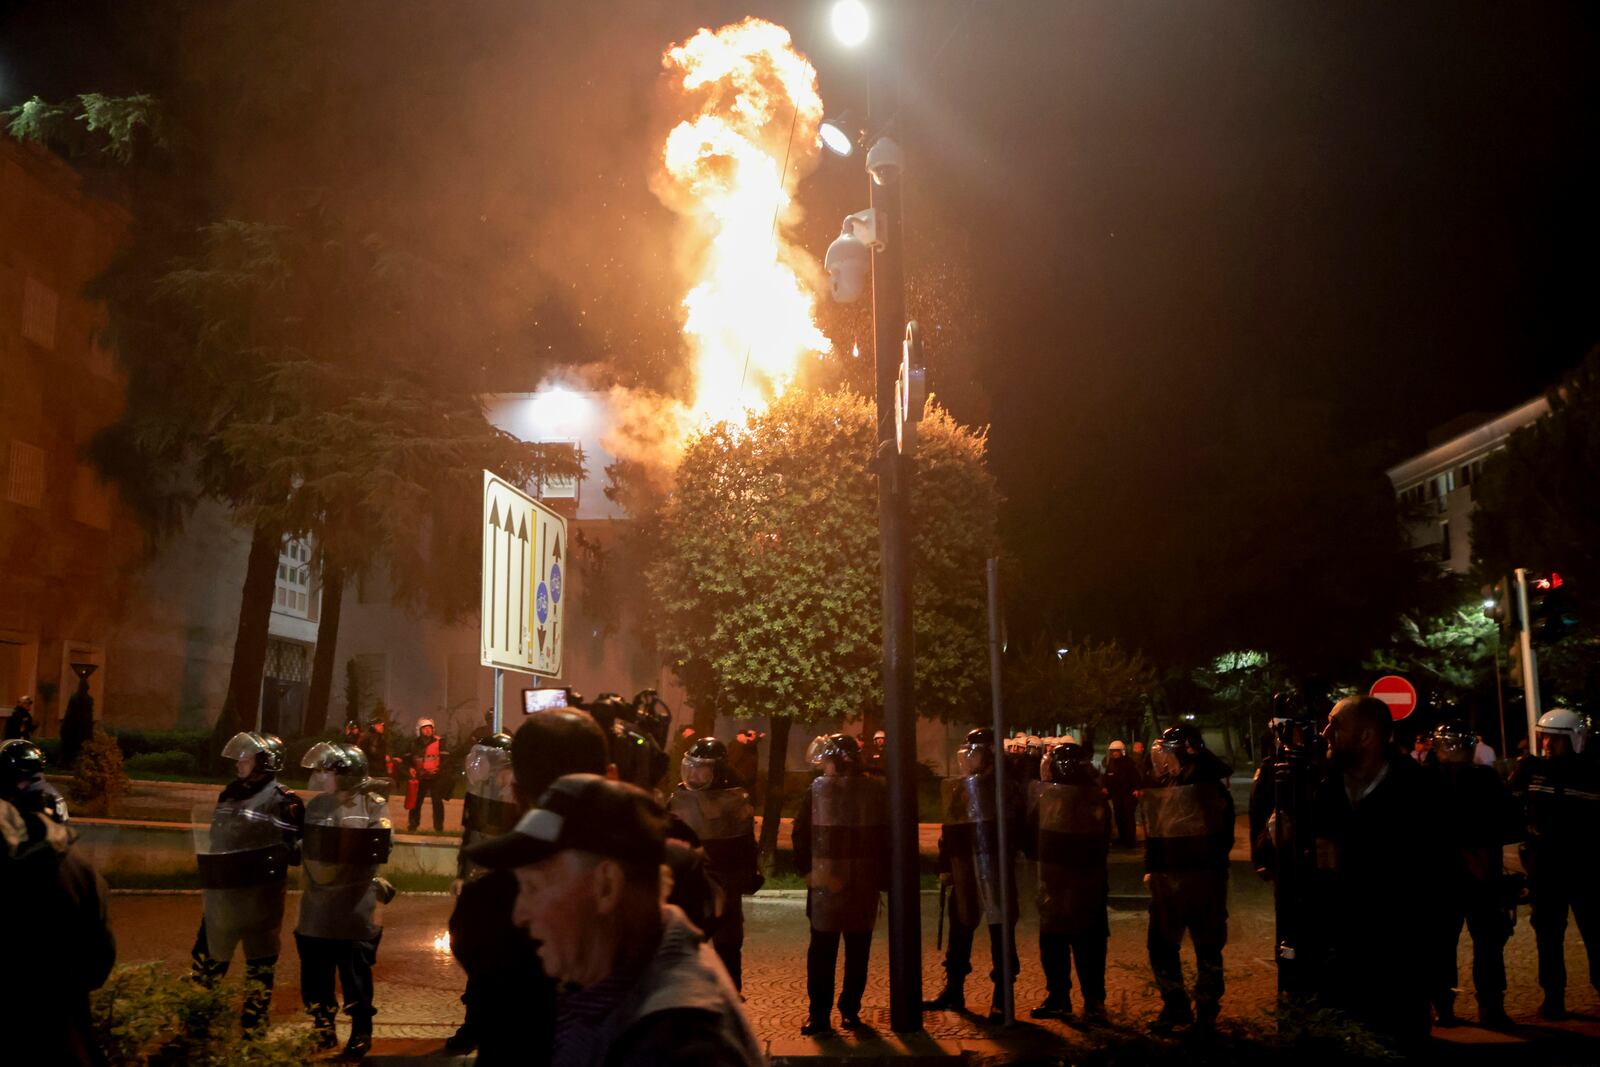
[[343, 719, 362, 738], [1044, 741, 1093, 784], [0, 738, 45, 795], [221, 731, 285, 778], [1431, 721, 1477, 764], [807, 733, 862, 774], [1537, 708, 1588, 757], [955, 728, 995, 776], [1151, 724, 1202, 779], [302, 741, 369, 792], [681, 736, 729, 791]]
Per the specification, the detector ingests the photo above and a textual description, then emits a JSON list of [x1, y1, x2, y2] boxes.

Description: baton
[[936, 880, 947, 950]]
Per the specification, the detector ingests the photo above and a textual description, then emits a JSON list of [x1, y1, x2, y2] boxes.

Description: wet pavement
[[108, 863, 1600, 1059]]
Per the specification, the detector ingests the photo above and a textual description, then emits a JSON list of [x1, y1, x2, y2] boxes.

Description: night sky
[[4, 1, 1596, 659]]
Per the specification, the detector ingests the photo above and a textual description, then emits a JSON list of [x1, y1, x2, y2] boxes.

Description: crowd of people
[[4, 690, 1600, 1064]]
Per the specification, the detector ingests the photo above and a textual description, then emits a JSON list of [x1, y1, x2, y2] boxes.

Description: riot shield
[[942, 776, 1015, 926], [669, 786, 754, 843], [193, 800, 291, 961], [1143, 783, 1230, 872], [298, 792, 392, 940], [462, 747, 518, 843], [809, 775, 887, 934], [1030, 781, 1110, 934]]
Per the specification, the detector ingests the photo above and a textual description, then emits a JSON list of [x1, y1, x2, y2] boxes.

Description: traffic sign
[[481, 471, 566, 677], [1369, 675, 1417, 721]]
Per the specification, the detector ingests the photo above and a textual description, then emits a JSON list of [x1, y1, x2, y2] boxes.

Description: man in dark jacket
[[1426, 722, 1517, 1028], [3, 739, 115, 1067], [470, 774, 763, 1067], [1103, 740, 1143, 847], [447, 708, 609, 1061], [5, 694, 35, 740], [1312, 696, 1440, 1048], [1143, 724, 1234, 1030]]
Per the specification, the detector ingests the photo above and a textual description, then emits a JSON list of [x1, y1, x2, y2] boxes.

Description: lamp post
[[824, 0, 921, 1033]]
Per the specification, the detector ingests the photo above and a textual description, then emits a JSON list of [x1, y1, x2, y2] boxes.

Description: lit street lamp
[[831, 0, 871, 48]]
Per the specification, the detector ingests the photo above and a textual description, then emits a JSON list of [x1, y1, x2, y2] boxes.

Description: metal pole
[[1515, 568, 1541, 750], [868, 40, 922, 1035], [985, 558, 1016, 1025], [493, 668, 503, 735], [1491, 629, 1508, 761]]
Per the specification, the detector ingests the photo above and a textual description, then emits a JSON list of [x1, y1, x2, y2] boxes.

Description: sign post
[[1369, 675, 1418, 721], [482, 471, 567, 731]]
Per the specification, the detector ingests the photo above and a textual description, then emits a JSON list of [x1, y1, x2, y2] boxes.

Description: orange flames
[[655, 19, 829, 427]]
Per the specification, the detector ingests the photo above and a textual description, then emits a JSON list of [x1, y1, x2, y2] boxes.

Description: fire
[[656, 19, 829, 427]]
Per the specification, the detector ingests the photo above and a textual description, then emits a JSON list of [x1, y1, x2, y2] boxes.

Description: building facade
[[1385, 396, 1549, 574]]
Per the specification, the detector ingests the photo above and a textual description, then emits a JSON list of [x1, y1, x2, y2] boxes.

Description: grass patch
[[384, 871, 457, 893]]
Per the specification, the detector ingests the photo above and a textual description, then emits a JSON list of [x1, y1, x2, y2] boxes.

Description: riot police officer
[[2, 739, 115, 1065], [459, 732, 517, 882], [1427, 722, 1517, 1027], [1025, 741, 1111, 1021], [1143, 723, 1233, 1030], [1511, 707, 1600, 1021], [296, 742, 394, 1058], [793, 733, 888, 1035], [192, 731, 304, 1031], [928, 728, 1023, 1020], [669, 737, 762, 989]]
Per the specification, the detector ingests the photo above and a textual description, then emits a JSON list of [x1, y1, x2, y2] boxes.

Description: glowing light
[[657, 19, 829, 427], [432, 931, 451, 954], [831, 0, 871, 47], [526, 386, 592, 437], [819, 120, 854, 157]]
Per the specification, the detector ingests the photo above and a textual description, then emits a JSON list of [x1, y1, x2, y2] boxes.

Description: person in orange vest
[[406, 718, 450, 832]]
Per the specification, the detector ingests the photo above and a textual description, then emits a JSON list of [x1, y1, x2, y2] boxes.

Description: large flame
[[656, 19, 829, 427]]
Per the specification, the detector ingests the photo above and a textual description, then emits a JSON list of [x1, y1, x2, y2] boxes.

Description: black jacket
[[3, 800, 115, 1066]]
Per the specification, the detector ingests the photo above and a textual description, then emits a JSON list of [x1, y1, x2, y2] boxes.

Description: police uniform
[[192, 769, 304, 1029], [793, 738, 888, 1032], [1143, 746, 1233, 1026], [670, 778, 760, 989], [1026, 759, 1111, 1017]]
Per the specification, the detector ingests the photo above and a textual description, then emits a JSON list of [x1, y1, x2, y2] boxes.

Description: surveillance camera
[[866, 137, 904, 186], [825, 231, 870, 303]]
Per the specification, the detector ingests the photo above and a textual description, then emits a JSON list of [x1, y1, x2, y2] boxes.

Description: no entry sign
[[1369, 675, 1418, 720]]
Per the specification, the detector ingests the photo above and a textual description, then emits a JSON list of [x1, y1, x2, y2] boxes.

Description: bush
[[92, 962, 317, 1066], [107, 729, 213, 764], [69, 725, 131, 815], [123, 751, 199, 776]]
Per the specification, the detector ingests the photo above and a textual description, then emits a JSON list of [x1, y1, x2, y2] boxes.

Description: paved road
[[109, 863, 1600, 1057]]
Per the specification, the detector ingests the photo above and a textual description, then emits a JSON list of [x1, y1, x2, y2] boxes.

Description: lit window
[[274, 537, 314, 619], [4, 441, 45, 508], [21, 277, 58, 349]]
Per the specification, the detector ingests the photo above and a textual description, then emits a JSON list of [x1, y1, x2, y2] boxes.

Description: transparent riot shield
[[942, 776, 1009, 925], [298, 792, 392, 940], [193, 800, 292, 960], [809, 775, 888, 934], [669, 786, 754, 843]]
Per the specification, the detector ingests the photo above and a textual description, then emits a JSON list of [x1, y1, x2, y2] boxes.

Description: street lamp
[[820, 0, 921, 1033], [831, 0, 870, 47]]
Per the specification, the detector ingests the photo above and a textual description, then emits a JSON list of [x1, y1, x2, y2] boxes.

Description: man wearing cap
[[5, 695, 35, 740], [468, 774, 763, 1067]]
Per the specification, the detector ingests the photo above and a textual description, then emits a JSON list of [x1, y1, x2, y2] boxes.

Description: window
[[536, 442, 580, 501], [21, 277, 58, 349], [274, 537, 312, 616], [4, 441, 44, 508], [353, 653, 388, 721], [72, 464, 112, 529]]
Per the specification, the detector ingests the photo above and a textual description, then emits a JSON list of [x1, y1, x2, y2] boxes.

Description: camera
[[865, 136, 904, 186]]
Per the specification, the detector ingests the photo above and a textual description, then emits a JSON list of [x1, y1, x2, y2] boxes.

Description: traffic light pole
[[1515, 568, 1541, 749]]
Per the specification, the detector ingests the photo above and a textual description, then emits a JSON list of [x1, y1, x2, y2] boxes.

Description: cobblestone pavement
[[111, 862, 1600, 1058]]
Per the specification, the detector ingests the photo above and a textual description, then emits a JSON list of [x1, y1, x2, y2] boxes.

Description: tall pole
[[985, 559, 1016, 1025], [492, 667, 503, 735], [1515, 568, 1541, 750], [868, 36, 922, 1035]]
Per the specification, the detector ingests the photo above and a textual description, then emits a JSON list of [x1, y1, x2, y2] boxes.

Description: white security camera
[[865, 137, 904, 186], [825, 210, 882, 303], [825, 230, 870, 303]]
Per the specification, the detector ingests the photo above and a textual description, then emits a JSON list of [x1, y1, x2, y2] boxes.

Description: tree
[[1472, 349, 1600, 716], [1003, 636, 1158, 751], [648, 388, 999, 863]]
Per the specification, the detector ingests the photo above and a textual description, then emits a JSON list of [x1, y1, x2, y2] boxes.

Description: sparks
[[656, 19, 829, 427]]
